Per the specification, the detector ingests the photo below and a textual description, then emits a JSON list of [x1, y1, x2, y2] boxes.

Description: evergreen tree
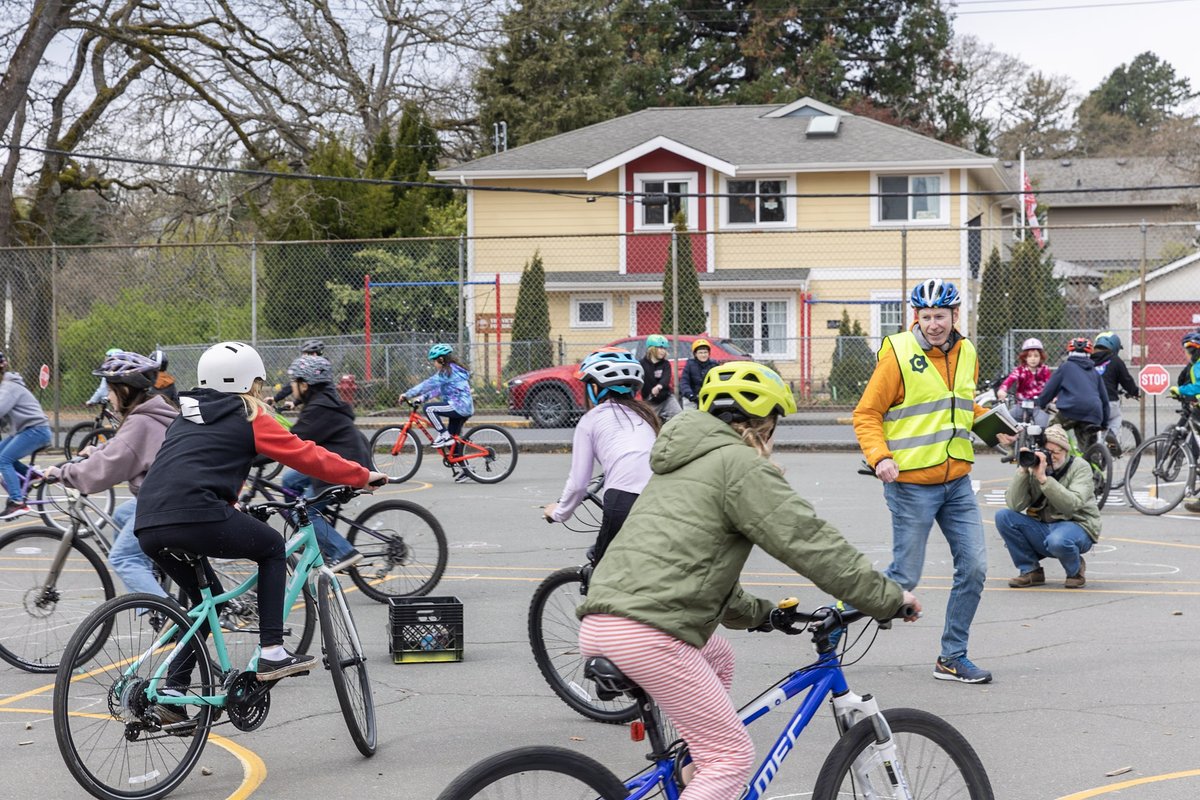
[[660, 212, 706, 336], [976, 241, 1064, 380], [828, 309, 874, 404], [507, 251, 554, 375], [975, 246, 1011, 379], [1075, 52, 1195, 155]]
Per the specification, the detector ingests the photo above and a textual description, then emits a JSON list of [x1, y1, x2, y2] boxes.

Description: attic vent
[[805, 115, 840, 137]]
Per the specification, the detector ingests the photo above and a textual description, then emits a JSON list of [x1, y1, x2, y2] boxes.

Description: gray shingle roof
[[436, 104, 993, 176], [1001, 157, 1199, 206]]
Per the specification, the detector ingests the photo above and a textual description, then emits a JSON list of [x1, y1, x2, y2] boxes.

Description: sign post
[[1139, 364, 1170, 437]]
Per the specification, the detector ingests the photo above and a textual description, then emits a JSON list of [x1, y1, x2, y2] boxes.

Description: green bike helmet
[[645, 334, 669, 350]]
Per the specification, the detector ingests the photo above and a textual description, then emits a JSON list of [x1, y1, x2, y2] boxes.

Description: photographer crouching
[[995, 424, 1100, 589]]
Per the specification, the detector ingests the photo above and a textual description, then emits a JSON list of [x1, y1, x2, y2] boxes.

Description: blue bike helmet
[[427, 343, 453, 360], [910, 279, 961, 309], [575, 348, 643, 404], [1094, 331, 1122, 352]]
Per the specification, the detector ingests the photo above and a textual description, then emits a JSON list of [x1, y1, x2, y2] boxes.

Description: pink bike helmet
[[1019, 338, 1046, 357]]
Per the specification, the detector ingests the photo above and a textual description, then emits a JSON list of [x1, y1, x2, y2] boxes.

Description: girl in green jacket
[[578, 361, 919, 800]]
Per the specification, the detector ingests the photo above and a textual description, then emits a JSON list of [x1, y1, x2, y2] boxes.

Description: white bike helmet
[[197, 341, 265, 394]]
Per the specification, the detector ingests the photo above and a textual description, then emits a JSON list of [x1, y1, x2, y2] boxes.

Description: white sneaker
[[432, 434, 453, 448]]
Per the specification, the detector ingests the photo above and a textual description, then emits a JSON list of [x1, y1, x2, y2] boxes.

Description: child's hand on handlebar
[[900, 591, 922, 622], [364, 471, 390, 490], [44, 465, 63, 483], [542, 502, 558, 523]]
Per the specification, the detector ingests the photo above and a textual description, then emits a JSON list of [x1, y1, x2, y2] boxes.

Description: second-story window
[[641, 180, 688, 226], [727, 179, 788, 225], [877, 174, 945, 224]]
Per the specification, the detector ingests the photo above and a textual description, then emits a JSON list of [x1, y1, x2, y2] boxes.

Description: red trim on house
[[624, 149, 708, 274]]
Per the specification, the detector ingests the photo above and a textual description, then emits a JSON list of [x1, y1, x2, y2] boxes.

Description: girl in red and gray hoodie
[[997, 337, 1051, 426], [135, 342, 386, 687]]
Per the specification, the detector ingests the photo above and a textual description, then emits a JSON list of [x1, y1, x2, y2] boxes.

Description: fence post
[[364, 273, 372, 382], [494, 273, 501, 389], [1138, 220, 1148, 437], [50, 244, 60, 448], [671, 228, 680, 401], [249, 240, 257, 346], [900, 228, 908, 310], [457, 233, 465, 361]]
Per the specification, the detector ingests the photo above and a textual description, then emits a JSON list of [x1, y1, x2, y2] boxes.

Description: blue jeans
[[994, 508, 1092, 577], [281, 469, 356, 562], [108, 500, 167, 597], [881, 475, 987, 661], [0, 425, 52, 502]]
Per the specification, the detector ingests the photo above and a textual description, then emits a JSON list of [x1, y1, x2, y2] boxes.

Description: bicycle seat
[[156, 547, 204, 566], [584, 656, 639, 700]]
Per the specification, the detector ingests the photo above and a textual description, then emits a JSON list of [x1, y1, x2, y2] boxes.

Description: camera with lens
[[1014, 425, 1051, 469]]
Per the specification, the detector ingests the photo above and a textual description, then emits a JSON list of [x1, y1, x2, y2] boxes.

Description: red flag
[[1022, 174, 1045, 248]]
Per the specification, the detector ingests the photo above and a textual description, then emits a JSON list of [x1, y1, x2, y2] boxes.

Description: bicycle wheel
[[185, 557, 317, 660], [0, 526, 115, 672], [461, 424, 518, 484], [81, 426, 117, 450], [36, 481, 118, 534], [436, 746, 628, 800], [62, 422, 97, 459], [54, 593, 215, 800], [528, 566, 638, 724], [345, 499, 448, 601], [317, 572, 377, 756], [1082, 442, 1112, 510], [1116, 420, 1141, 457], [369, 425, 422, 482], [1124, 433, 1195, 515], [812, 707, 994, 800]]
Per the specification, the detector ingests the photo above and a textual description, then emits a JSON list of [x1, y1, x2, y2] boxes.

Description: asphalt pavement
[[4, 450, 1200, 799]]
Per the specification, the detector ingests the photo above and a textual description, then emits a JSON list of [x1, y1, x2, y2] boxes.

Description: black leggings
[[139, 513, 288, 647], [591, 489, 639, 565]]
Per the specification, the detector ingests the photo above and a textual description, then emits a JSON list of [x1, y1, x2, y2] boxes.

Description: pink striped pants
[[579, 614, 755, 800]]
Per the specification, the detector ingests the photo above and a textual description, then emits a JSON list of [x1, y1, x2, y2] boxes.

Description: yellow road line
[[0, 706, 265, 800], [1057, 768, 1200, 798], [1106, 536, 1200, 550]]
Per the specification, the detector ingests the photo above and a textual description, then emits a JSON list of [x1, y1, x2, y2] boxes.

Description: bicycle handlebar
[[764, 598, 918, 636], [244, 481, 379, 520]]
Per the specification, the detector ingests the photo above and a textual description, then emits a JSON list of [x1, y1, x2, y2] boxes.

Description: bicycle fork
[[829, 691, 913, 800]]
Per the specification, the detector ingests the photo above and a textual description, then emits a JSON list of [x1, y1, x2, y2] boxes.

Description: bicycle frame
[[622, 652, 899, 800], [133, 513, 333, 714], [37, 490, 122, 580], [393, 405, 489, 466]]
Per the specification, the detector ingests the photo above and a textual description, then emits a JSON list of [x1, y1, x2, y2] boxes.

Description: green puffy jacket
[[1004, 455, 1102, 541], [578, 410, 904, 648]]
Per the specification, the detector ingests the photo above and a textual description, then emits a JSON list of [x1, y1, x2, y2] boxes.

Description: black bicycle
[[239, 462, 448, 601]]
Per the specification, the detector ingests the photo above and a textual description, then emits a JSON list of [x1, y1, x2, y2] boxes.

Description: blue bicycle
[[438, 601, 994, 800]]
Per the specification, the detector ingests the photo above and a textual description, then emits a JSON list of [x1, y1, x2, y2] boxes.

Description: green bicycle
[[52, 483, 380, 800]]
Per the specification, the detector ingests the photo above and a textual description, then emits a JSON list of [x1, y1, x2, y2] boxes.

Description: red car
[[506, 335, 752, 428]]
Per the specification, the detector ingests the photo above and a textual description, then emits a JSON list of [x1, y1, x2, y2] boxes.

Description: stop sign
[[38, 364, 50, 389], [1139, 364, 1171, 395]]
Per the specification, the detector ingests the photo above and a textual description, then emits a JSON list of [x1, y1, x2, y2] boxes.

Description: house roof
[[434, 100, 998, 182], [545, 268, 809, 288], [1099, 250, 1200, 302], [1000, 157, 1200, 208]]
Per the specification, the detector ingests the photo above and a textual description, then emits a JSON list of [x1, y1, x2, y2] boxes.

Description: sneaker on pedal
[[152, 688, 196, 734], [933, 655, 992, 684], [330, 549, 364, 574], [454, 470, 472, 483], [1184, 497, 1200, 513], [432, 433, 453, 448], [0, 500, 29, 520], [257, 650, 316, 681]]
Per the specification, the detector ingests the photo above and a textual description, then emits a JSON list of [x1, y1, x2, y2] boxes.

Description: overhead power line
[[13, 143, 1200, 201]]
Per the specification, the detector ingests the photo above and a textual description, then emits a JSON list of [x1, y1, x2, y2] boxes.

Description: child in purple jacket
[[997, 338, 1051, 426]]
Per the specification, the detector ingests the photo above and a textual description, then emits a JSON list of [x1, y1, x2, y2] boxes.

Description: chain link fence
[[2, 219, 1198, 430]]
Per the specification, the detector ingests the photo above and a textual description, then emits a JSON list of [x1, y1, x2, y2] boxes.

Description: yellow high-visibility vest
[[881, 332, 976, 471]]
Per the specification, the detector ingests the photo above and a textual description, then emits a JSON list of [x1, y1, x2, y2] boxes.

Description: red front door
[[636, 301, 663, 335]]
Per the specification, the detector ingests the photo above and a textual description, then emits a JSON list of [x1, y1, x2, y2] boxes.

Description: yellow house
[[433, 97, 1010, 395]]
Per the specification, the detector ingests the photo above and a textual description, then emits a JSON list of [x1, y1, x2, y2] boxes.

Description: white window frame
[[717, 293, 796, 360], [570, 295, 612, 329], [634, 172, 698, 231], [869, 170, 950, 227], [720, 175, 795, 229], [869, 290, 906, 347]]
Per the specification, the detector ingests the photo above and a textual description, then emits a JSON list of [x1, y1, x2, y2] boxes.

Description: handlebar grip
[[369, 475, 390, 488]]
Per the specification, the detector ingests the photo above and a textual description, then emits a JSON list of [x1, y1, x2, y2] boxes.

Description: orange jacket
[[853, 333, 986, 485]]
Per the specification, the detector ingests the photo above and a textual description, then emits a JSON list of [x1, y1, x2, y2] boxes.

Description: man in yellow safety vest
[[852, 279, 991, 684]]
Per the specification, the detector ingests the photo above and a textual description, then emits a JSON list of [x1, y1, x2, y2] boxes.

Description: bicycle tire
[[1124, 433, 1195, 515], [527, 566, 639, 724], [812, 707, 994, 800], [36, 481, 118, 535], [54, 592, 215, 800], [345, 499, 448, 601], [461, 424, 518, 484], [62, 421, 97, 459], [369, 425, 423, 482], [0, 526, 116, 672], [436, 745, 628, 800], [317, 572, 377, 756], [1082, 442, 1112, 510], [1116, 420, 1141, 457]]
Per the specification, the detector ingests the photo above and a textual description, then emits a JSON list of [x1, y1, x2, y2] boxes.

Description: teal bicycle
[[52, 483, 381, 800]]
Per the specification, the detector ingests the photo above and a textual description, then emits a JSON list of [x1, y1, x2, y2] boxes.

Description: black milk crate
[[388, 596, 464, 664]]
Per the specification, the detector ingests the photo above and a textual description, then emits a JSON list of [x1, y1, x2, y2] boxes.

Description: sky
[[951, 0, 1200, 103]]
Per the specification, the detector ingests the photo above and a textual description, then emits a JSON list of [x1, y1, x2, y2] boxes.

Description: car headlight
[[507, 378, 524, 387]]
